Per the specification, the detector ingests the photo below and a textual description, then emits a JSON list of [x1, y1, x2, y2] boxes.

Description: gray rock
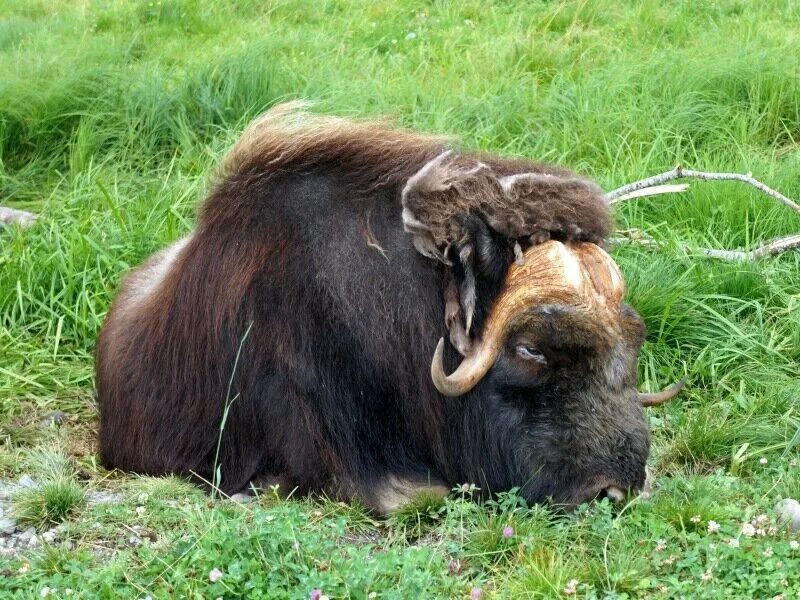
[[27, 535, 39, 548], [0, 207, 37, 228], [128, 535, 141, 546], [18, 527, 36, 541], [86, 491, 121, 505], [42, 529, 57, 543], [40, 410, 67, 428], [774, 498, 800, 532], [229, 493, 254, 504], [18, 474, 37, 489], [0, 517, 16, 534]]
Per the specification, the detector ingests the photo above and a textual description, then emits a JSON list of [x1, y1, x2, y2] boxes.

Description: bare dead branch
[[614, 232, 800, 261], [607, 166, 800, 261], [613, 184, 689, 201], [607, 166, 800, 213]]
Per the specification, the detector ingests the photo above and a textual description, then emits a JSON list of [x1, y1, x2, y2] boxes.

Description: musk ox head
[[431, 241, 683, 506]]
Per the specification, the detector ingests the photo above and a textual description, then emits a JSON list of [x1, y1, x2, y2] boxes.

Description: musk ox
[[96, 103, 682, 513]]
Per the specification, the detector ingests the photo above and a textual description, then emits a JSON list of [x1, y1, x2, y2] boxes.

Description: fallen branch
[[607, 166, 800, 261], [613, 184, 689, 201], [607, 166, 800, 213], [614, 232, 800, 261]]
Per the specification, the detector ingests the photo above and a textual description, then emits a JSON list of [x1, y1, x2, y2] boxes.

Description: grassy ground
[[1, 0, 799, 597]]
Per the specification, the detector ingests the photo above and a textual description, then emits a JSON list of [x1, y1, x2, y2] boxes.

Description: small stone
[[18, 527, 36, 541], [0, 207, 37, 228], [128, 535, 141, 546], [86, 491, 121, 505], [19, 475, 37, 489], [28, 535, 40, 548], [40, 411, 67, 428], [774, 498, 800, 533], [229, 493, 254, 504], [42, 530, 57, 543], [0, 517, 16, 534]]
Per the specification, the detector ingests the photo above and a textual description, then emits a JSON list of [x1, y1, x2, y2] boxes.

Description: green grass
[[1, 0, 799, 597], [10, 449, 85, 531]]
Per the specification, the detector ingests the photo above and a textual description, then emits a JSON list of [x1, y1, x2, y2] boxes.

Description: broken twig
[[607, 166, 800, 261], [607, 166, 800, 213]]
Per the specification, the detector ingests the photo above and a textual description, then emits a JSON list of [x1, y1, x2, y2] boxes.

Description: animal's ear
[[493, 172, 612, 245], [449, 214, 513, 338], [454, 214, 509, 286]]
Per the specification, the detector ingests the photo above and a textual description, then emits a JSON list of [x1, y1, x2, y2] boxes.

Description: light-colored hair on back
[[219, 101, 451, 187]]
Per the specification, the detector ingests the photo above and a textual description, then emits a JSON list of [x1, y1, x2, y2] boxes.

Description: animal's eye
[[515, 344, 547, 364]]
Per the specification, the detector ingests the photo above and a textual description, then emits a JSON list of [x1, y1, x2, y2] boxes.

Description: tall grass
[[0, 0, 799, 596]]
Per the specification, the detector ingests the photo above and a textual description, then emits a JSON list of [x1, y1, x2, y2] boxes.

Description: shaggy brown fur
[[96, 103, 646, 514], [220, 101, 450, 189], [219, 103, 612, 344], [223, 102, 611, 256], [400, 150, 611, 263]]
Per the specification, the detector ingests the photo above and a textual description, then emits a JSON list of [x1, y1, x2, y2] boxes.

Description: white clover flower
[[563, 579, 579, 596], [728, 538, 740, 548], [763, 546, 774, 558], [655, 538, 667, 551], [760, 458, 768, 465], [742, 523, 756, 537], [690, 515, 701, 524], [209, 567, 223, 583], [790, 540, 799, 550], [707, 520, 720, 534]]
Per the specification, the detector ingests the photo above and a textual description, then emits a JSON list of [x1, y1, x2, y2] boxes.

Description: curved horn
[[639, 376, 687, 406], [431, 337, 502, 397], [431, 241, 625, 397]]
